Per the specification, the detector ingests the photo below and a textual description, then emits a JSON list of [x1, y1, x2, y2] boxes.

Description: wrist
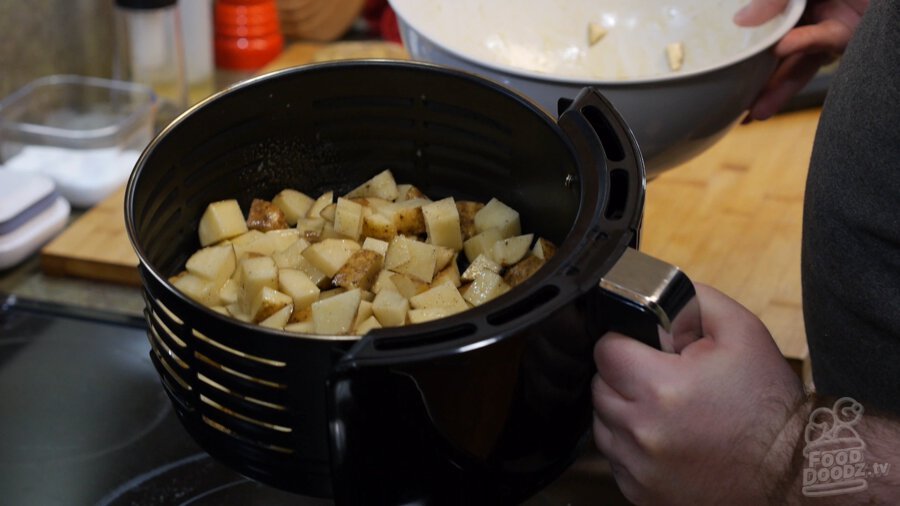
[[762, 394, 815, 506]]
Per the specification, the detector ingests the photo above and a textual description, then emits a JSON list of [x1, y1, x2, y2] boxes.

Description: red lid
[[215, 32, 284, 70], [214, 0, 283, 70]]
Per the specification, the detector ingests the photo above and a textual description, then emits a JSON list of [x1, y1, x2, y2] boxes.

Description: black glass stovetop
[[0, 298, 630, 506]]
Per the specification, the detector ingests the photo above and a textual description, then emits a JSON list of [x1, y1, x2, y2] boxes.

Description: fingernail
[[733, 5, 751, 25]]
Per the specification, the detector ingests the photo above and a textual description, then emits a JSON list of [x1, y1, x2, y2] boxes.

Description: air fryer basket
[[126, 61, 695, 504]]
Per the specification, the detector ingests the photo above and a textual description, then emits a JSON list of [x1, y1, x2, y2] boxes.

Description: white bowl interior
[[390, 0, 804, 83]]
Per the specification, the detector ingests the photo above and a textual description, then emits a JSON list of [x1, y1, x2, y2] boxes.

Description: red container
[[215, 0, 284, 71]]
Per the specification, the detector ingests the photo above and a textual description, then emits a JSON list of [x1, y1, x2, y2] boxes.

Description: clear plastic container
[[0, 75, 156, 208]]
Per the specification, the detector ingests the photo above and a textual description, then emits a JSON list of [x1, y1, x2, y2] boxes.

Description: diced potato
[[319, 223, 343, 240], [231, 230, 274, 261], [198, 199, 248, 246], [433, 246, 455, 274], [219, 278, 240, 305], [247, 198, 288, 232], [461, 253, 502, 282], [225, 303, 252, 322], [390, 273, 429, 299], [432, 259, 461, 288], [409, 282, 468, 313], [353, 300, 374, 330], [185, 244, 236, 289], [272, 189, 315, 225], [362, 237, 389, 257], [349, 196, 392, 212], [237, 256, 278, 312], [391, 199, 429, 235], [284, 320, 315, 334], [384, 236, 412, 272], [334, 197, 364, 241], [302, 238, 361, 277], [345, 169, 400, 201], [272, 238, 311, 269], [297, 217, 326, 243], [474, 198, 521, 238], [170, 272, 219, 306], [408, 307, 456, 325], [666, 41, 684, 71], [372, 269, 399, 294], [362, 212, 397, 242], [456, 201, 484, 240], [588, 22, 608, 46], [503, 255, 546, 288], [250, 286, 293, 322], [266, 229, 301, 253], [210, 305, 230, 316], [462, 271, 509, 307], [332, 249, 383, 291], [290, 305, 313, 323], [319, 202, 337, 223], [278, 269, 320, 310], [372, 289, 409, 327], [312, 288, 361, 335], [463, 228, 504, 263], [354, 315, 382, 334], [532, 237, 557, 260], [319, 287, 348, 300], [395, 184, 427, 202], [492, 234, 534, 267], [307, 191, 334, 218], [422, 197, 463, 251], [260, 304, 293, 329], [387, 237, 437, 283], [360, 290, 375, 302]]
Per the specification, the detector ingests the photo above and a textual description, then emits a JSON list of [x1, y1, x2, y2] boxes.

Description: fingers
[[691, 284, 773, 346], [747, 52, 830, 120], [594, 331, 677, 400], [733, 0, 790, 26], [773, 20, 854, 57]]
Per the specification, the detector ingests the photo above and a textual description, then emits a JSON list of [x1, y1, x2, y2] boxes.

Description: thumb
[[733, 0, 790, 26], [691, 284, 773, 349]]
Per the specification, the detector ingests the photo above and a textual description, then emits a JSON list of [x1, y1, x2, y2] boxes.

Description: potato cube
[[170, 272, 219, 306], [372, 269, 399, 294], [462, 271, 509, 307], [260, 304, 293, 330], [422, 197, 463, 251], [285, 320, 315, 334], [456, 201, 485, 240], [210, 305, 230, 316], [390, 273, 429, 299], [319, 287, 348, 300], [225, 303, 252, 322], [238, 256, 278, 312], [408, 307, 456, 325], [231, 230, 272, 261], [354, 300, 374, 330], [433, 246, 455, 274], [362, 212, 397, 242], [461, 253, 501, 282], [307, 191, 334, 218], [302, 238, 361, 277], [334, 197, 364, 241], [297, 217, 326, 243], [185, 244, 236, 289], [219, 278, 240, 305], [474, 198, 520, 238], [345, 169, 400, 201], [372, 289, 409, 327], [391, 199, 429, 235], [250, 286, 293, 322], [247, 198, 288, 232], [312, 288, 361, 335], [503, 255, 546, 288], [362, 237, 389, 257], [532, 237, 558, 260], [272, 238, 311, 269], [463, 228, 504, 263], [389, 237, 438, 283], [396, 184, 427, 202], [320, 223, 343, 240], [278, 269, 320, 310], [384, 236, 412, 272], [492, 234, 534, 267], [332, 249, 383, 291], [409, 282, 468, 313], [353, 315, 382, 334], [290, 305, 313, 323], [432, 259, 461, 288], [272, 189, 315, 225], [319, 202, 337, 222], [266, 229, 301, 253], [198, 199, 248, 246]]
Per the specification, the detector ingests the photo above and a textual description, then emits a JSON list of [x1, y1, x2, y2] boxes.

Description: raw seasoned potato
[[362, 237, 389, 257], [432, 259, 461, 288], [345, 169, 400, 201], [250, 286, 293, 322], [238, 256, 278, 312], [588, 22, 608, 46], [319, 203, 337, 223], [462, 271, 509, 307], [372, 289, 408, 327], [290, 305, 313, 323], [422, 197, 463, 251], [354, 315, 382, 334], [319, 287, 348, 300], [455, 201, 484, 240], [332, 249, 383, 291], [532, 237, 557, 260], [285, 320, 315, 334], [170, 272, 219, 306], [312, 289, 361, 335], [225, 303, 252, 322], [396, 184, 426, 202], [247, 198, 288, 232], [383, 199, 428, 235], [408, 307, 456, 324], [278, 269, 320, 310], [267, 229, 301, 253], [433, 246, 455, 274], [219, 278, 240, 305], [666, 41, 684, 71], [474, 198, 521, 238], [386, 236, 437, 283], [353, 300, 374, 330], [307, 191, 334, 218], [185, 244, 236, 289], [492, 234, 534, 267], [198, 199, 248, 246], [503, 255, 546, 288], [272, 189, 315, 225], [372, 269, 399, 294], [390, 273, 429, 299], [272, 238, 311, 269], [463, 228, 504, 263], [409, 282, 468, 313], [297, 217, 326, 242], [302, 238, 361, 277], [461, 254, 502, 282], [333, 197, 364, 241], [362, 212, 397, 242], [260, 304, 293, 329]]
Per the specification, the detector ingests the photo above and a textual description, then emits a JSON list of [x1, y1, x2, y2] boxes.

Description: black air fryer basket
[[126, 61, 698, 505]]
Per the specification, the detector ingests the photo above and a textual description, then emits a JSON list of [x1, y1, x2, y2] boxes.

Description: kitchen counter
[[0, 43, 820, 374]]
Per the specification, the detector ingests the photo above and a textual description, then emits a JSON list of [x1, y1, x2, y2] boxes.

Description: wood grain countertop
[[36, 43, 820, 371]]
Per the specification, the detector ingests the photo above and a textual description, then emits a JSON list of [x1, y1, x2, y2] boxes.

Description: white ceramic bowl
[[389, 0, 805, 177]]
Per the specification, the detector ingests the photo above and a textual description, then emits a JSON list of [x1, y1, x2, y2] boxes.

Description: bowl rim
[[389, 0, 806, 85]]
